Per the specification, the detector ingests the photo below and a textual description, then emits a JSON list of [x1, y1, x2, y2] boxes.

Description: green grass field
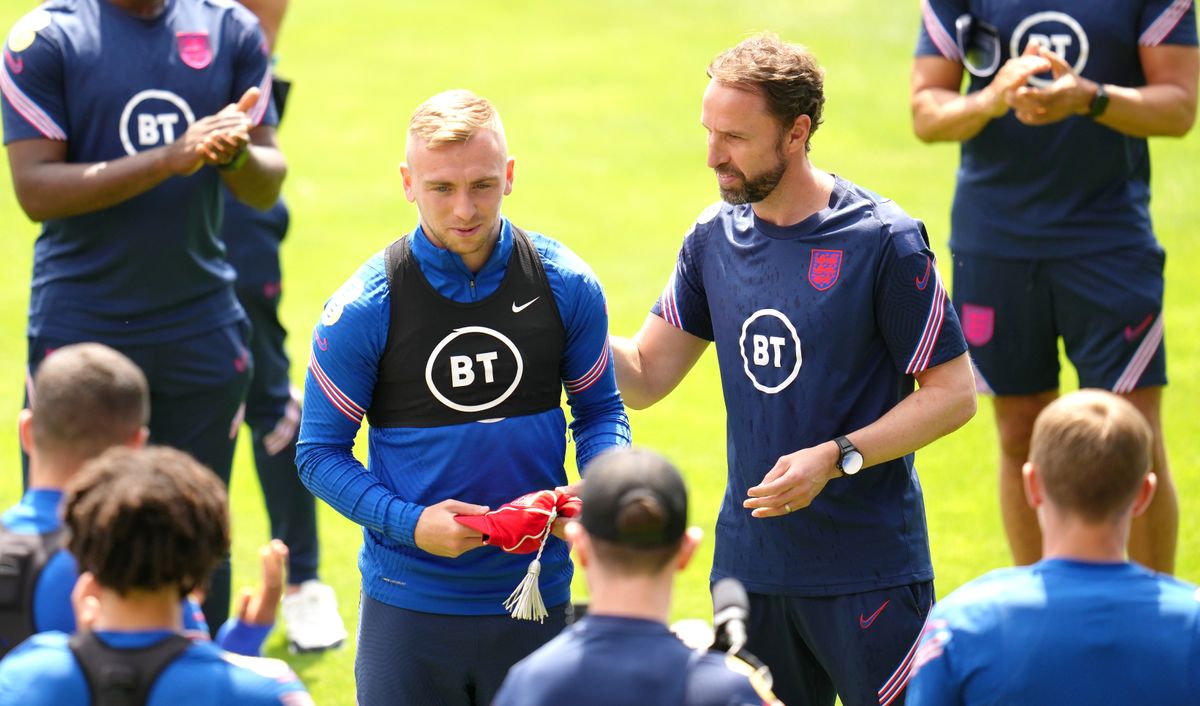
[[1, 1, 1197, 703]]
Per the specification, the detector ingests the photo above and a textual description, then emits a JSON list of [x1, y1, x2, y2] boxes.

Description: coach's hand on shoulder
[[415, 500, 490, 558], [743, 442, 841, 519]]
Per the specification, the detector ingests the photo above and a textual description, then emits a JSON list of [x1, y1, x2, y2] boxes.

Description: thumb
[[235, 86, 261, 114], [1021, 40, 1041, 57], [1038, 45, 1070, 78], [235, 588, 253, 621], [442, 500, 490, 516]]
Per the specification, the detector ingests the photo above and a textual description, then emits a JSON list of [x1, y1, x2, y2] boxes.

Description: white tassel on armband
[[503, 508, 558, 622]]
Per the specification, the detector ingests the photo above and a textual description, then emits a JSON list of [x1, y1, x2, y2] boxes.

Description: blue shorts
[[745, 581, 934, 706], [951, 246, 1166, 396], [355, 592, 567, 706]]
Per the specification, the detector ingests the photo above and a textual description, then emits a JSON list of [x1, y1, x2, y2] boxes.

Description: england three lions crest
[[176, 31, 212, 70], [808, 249, 842, 291]]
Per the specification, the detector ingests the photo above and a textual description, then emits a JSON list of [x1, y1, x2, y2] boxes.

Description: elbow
[[948, 380, 979, 432], [911, 115, 939, 144], [1166, 106, 1196, 137], [14, 186, 53, 222]]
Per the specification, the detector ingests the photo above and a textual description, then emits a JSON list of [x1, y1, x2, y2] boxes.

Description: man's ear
[[1130, 472, 1157, 518], [786, 115, 811, 155], [1022, 461, 1043, 509], [18, 408, 34, 457], [504, 156, 515, 196], [566, 521, 589, 568], [400, 163, 416, 202], [675, 526, 704, 571]]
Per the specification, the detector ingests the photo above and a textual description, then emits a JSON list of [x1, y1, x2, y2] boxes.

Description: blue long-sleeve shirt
[[297, 219, 630, 615]]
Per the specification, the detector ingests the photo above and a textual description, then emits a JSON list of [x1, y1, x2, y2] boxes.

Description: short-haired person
[[297, 89, 630, 704], [912, 0, 1198, 573], [0, 446, 311, 704], [612, 35, 977, 706], [495, 448, 779, 706], [0, 343, 281, 656], [907, 390, 1200, 705]]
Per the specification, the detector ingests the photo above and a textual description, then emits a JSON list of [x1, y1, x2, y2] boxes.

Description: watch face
[[842, 450, 864, 475]]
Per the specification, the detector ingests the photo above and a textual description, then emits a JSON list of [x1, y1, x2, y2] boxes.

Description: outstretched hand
[[415, 499, 490, 558]]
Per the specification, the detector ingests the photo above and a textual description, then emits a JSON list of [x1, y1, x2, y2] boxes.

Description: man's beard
[[716, 152, 787, 205]]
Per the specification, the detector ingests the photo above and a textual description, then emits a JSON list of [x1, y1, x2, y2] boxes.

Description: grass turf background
[[0, 1, 1196, 702]]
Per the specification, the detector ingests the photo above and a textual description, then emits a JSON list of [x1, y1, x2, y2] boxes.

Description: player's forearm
[[912, 86, 1000, 143], [220, 144, 286, 210], [1096, 82, 1197, 138], [296, 441, 423, 547], [569, 404, 631, 470], [11, 147, 177, 222], [850, 354, 976, 469]]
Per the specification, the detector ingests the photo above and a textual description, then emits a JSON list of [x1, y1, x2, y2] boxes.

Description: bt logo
[[738, 309, 802, 394], [426, 326, 524, 412], [118, 89, 195, 156]]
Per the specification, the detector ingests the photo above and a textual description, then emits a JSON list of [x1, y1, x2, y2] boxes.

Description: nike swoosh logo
[[512, 297, 539, 313], [859, 599, 890, 629], [314, 332, 329, 351], [1124, 313, 1154, 342], [914, 257, 931, 291]]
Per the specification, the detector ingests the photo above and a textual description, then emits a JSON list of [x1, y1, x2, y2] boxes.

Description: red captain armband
[[454, 489, 580, 554]]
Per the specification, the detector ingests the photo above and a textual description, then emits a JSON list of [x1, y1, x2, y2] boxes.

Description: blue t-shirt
[[652, 178, 967, 596], [1, 0, 278, 344], [908, 559, 1200, 705], [296, 218, 631, 615], [494, 615, 771, 706], [915, 0, 1198, 259], [1, 490, 267, 655], [0, 630, 311, 705]]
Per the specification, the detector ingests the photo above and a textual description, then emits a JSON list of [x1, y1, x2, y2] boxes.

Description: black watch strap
[[834, 435, 855, 470], [1088, 83, 1109, 118]]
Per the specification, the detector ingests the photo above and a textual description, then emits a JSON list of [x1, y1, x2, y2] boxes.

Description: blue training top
[[296, 218, 630, 615], [916, 0, 1198, 259], [0, 0, 278, 344], [0, 630, 310, 705], [652, 178, 967, 596], [908, 559, 1200, 705], [495, 615, 772, 706], [1, 489, 269, 656]]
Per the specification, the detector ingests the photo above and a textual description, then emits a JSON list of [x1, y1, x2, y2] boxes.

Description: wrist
[[1075, 78, 1098, 116], [219, 144, 250, 172]]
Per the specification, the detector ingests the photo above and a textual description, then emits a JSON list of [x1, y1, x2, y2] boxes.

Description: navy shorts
[[745, 581, 934, 706], [951, 246, 1166, 396], [355, 592, 567, 706]]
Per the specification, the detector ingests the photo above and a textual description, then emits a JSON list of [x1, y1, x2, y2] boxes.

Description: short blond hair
[[1029, 390, 1153, 523], [407, 89, 506, 150]]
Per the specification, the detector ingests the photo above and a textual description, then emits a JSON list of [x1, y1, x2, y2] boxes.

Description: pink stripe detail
[[906, 273, 946, 374], [660, 273, 683, 329], [249, 70, 273, 126], [1113, 313, 1164, 393], [0, 64, 67, 140], [565, 344, 610, 394], [878, 630, 921, 705], [308, 356, 364, 423], [1140, 0, 1192, 46], [921, 0, 961, 60]]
